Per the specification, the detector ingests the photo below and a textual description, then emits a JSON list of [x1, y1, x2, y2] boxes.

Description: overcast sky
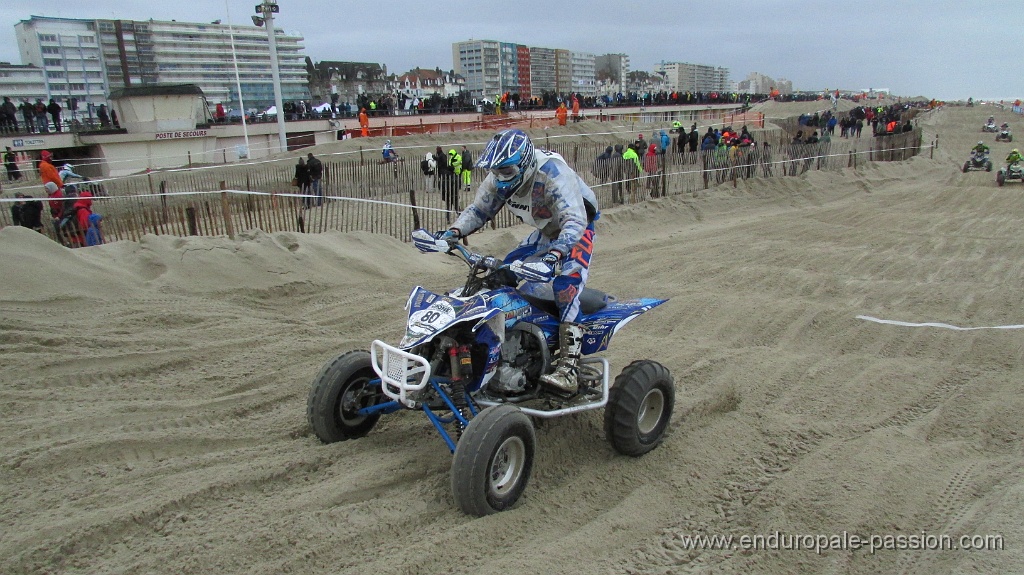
[[0, 1, 1020, 102]]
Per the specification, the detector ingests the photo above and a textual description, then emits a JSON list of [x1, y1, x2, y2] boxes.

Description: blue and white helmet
[[476, 128, 537, 201]]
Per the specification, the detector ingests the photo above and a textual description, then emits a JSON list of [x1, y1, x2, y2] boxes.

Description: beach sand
[[2, 100, 1023, 574]]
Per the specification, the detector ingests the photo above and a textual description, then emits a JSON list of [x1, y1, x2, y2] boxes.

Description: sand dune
[[2, 101, 1023, 575]]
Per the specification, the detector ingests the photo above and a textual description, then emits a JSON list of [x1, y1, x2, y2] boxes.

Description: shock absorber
[[447, 344, 473, 435]]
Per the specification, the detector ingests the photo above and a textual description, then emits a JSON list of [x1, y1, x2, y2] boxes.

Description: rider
[[1007, 148, 1022, 168], [382, 139, 399, 162], [432, 128, 599, 394], [59, 163, 84, 183], [973, 141, 990, 155], [988, 116, 995, 125]]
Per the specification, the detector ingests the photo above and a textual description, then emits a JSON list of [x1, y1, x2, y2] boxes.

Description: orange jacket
[[359, 111, 369, 128], [39, 160, 63, 189], [555, 105, 567, 123]]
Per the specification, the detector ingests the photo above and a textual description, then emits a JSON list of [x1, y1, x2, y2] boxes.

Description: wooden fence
[[1, 127, 925, 246]]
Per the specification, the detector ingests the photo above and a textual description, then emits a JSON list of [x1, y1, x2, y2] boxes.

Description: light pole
[[253, 0, 287, 153]]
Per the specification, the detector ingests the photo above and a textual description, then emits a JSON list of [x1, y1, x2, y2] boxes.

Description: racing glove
[[509, 250, 561, 282], [412, 228, 461, 253]]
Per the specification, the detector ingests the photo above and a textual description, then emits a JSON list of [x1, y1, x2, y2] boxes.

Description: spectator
[[359, 108, 369, 137], [33, 99, 48, 133], [111, 108, 119, 129], [20, 100, 34, 134], [571, 96, 580, 123], [592, 146, 613, 184], [420, 151, 437, 191], [11, 192, 44, 232], [47, 99, 62, 132], [555, 102, 568, 126], [38, 150, 63, 190], [306, 153, 323, 206], [688, 126, 700, 153], [437, 147, 459, 216], [215, 102, 226, 123], [4, 146, 21, 181], [460, 145, 473, 191], [622, 143, 642, 203], [658, 130, 670, 154], [610, 144, 625, 204], [1, 97, 17, 133], [644, 143, 660, 197], [74, 191, 97, 246], [294, 157, 312, 208], [97, 104, 111, 128]]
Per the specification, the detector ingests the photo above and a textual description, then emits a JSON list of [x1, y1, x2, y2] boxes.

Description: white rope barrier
[[857, 315, 1024, 331]]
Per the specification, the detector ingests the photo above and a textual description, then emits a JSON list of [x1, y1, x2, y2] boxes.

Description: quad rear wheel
[[604, 360, 674, 456], [307, 350, 385, 443], [451, 405, 536, 516]]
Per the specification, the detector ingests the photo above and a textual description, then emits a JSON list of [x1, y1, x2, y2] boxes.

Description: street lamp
[[253, 1, 287, 153]]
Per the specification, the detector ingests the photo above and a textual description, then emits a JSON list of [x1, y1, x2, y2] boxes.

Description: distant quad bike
[[996, 126, 1013, 142], [307, 229, 675, 516], [963, 151, 993, 173], [996, 163, 1024, 186], [983, 122, 999, 133]]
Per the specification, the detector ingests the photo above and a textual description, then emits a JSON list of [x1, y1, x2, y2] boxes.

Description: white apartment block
[[0, 62, 47, 103], [653, 61, 730, 93], [570, 51, 596, 97], [453, 40, 502, 99], [15, 17, 108, 110], [15, 16, 310, 112]]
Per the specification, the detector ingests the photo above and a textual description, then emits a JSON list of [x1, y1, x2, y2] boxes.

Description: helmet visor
[[493, 165, 520, 181]]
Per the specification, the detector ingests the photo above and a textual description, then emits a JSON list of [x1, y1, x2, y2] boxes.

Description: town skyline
[[0, 1, 1020, 102]]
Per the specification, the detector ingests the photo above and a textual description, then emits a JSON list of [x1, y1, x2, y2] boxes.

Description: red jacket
[[74, 192, 93, 230]]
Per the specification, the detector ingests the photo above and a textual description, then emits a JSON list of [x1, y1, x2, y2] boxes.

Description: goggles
[[492, 165, 520, 182]]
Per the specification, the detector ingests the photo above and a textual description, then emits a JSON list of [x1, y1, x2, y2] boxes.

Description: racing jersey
[[452, 149, 599, 257]]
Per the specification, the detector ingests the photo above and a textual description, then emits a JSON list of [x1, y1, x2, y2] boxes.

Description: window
[[78, 35, 95, 44], [42, 46, 60, 54], [69, 83, 85, 90], [38, 34, 57, 42], [43, 59, 62, 67], [47, 71, 64, 78]]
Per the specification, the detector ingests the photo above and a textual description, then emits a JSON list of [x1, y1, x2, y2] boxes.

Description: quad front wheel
[[451, 405, 536, 516], [307, 350, 385, 443], [997, 171, 1005, 186], [962, 162, 969, 173], [604, 360, 675, 456]]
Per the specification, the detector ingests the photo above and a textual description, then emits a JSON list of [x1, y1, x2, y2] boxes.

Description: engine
[[486, 324, 550, 395]]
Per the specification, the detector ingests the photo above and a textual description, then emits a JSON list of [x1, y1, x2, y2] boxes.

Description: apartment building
[[528, 47, 556, 96], [0, 62, 47, 104], [570, 51, 596, 97], [15, 17, 108, 110], [653, 61, 730, 93], [454, 39, 598, 99], [15, 15, 310, 112]]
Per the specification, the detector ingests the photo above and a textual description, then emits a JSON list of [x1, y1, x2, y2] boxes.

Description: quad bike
[[963, 150, 993, 173], [983, 122, 999, 133], [996, 126, 1013, 142], [307, 229, 675, 516], [997, 163, 1024, 186]]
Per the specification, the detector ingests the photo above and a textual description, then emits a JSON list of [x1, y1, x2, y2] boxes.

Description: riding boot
[[539, 322, 584, 394]]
